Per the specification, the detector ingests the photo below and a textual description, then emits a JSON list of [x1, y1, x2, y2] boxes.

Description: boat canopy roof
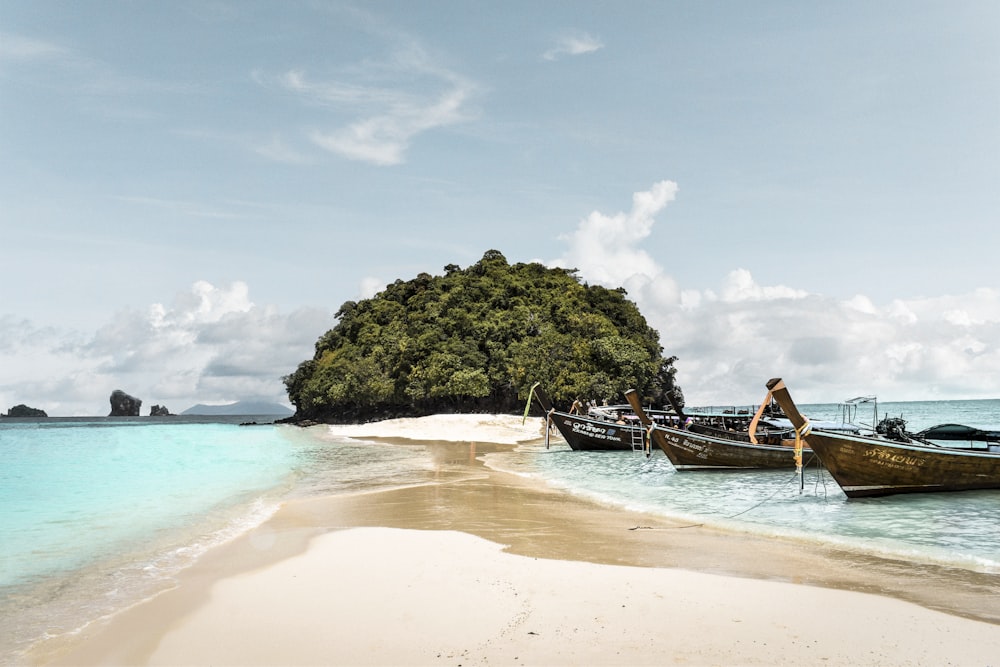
[[915, 423, 1000, 442]]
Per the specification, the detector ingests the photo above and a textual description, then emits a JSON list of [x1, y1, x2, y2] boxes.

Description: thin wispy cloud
[[251, 135, 315, 165], [308, 82, 474, 166], [1, 30, 200, 99], [114, 195, 250, 220], [173, 127, 315, 166], [0, 32, 66, 61], [542, 32, 604, 61], [258, 34, 479, 166]]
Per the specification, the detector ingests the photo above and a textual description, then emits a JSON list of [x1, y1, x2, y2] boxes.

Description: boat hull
[[805, 430, 1000, 498], [547, 411, 645, 452], [652, 425, 812, 470], [766, 377, 1000, 498]]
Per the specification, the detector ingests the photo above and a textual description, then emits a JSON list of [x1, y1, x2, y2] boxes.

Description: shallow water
[[485, 399, 1000, 574], [484, 447, 1000, 573]]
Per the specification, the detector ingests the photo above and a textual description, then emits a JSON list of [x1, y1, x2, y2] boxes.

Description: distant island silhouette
[[181, 401, 294, 417]]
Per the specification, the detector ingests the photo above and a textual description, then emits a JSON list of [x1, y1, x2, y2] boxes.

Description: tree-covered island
[[283, 250, 682, 424]]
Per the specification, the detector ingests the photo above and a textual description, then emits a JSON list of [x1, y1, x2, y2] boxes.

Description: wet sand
[[33, 417, 1000, 666]]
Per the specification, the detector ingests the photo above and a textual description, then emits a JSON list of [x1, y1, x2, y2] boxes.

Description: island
[[282, 250, 683, 424], [2, 404, 48, 418]]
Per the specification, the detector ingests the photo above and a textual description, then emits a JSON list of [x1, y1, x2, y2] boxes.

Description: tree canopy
[[284, 250, 682, 422]]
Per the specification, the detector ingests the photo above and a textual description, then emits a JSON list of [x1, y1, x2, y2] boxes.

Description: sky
[[2, 1, 999, 416]]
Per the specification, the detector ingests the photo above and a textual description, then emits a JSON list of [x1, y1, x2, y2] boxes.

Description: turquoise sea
[[2, 399, 1000, 662]]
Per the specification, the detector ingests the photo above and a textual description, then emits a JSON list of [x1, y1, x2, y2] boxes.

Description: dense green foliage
[[284, 250, 681, 422], [2, 404, 48, 418]]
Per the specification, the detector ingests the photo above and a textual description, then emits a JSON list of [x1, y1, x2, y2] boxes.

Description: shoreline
[[31, 416, 1000, 665]]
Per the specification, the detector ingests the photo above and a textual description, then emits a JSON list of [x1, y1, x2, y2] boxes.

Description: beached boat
[[624, 389, 819, 469], [531, 385, 671, 452], [766, 377, 1000, 498]]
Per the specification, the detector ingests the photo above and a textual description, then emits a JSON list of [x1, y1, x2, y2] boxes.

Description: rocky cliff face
[[109, 390, 142, 416], [150, 404, 171, 416]]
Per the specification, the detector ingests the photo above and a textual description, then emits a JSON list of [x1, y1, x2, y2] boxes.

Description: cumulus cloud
[[542, 32, 605, 61], [550, 182, 1000, 405], [550, 180, 681, 310], [717, 269, 808, 303], [0, 282, 333, 416]]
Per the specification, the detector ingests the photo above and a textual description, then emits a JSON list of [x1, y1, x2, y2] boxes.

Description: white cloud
[[360, 277, 385, 299], [260, 41, 478, 166], [308, 77, 474, 166], [543, 32, 605, 61], [888, 299, 918, 324], [550, 180, 680, 308], [718, 268, 807, 302], [551, 181, 1000, 406], [845, 294, 877, 314], [0, 282, 333, 416]]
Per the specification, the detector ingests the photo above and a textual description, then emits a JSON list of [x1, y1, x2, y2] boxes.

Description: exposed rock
[[3, 404, 48, 418], [109, 389, 142, 417], [149, 404, 171, 416]]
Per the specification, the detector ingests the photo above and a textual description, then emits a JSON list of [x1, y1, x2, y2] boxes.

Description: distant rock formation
[[149, 405, 171, 416], [2, 404, 48, 418], [109, 389, 142, 416]]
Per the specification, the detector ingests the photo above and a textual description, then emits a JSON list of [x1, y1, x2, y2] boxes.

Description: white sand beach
[[142, 527, 1000, 666], [36, 415, 1000, 666]]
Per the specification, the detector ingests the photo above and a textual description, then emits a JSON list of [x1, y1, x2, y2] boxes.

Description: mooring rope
[[726, 452, 823, 519]]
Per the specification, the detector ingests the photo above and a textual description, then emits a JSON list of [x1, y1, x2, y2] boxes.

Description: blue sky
[[2, 1, 999, 415]]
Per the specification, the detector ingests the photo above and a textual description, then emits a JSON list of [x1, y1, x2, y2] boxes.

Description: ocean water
[[2, 400, 999, 662], [486, 399, 1000, 573]]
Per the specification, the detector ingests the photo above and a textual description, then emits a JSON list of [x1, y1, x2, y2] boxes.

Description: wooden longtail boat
[[531, 385, 657, 452], [766, 377, 1000, 498], [624, 389, 819, 469]]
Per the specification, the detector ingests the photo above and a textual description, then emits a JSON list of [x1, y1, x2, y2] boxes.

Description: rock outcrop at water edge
[[109, 389, 142, 416], [2, 404, 48, 418]]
